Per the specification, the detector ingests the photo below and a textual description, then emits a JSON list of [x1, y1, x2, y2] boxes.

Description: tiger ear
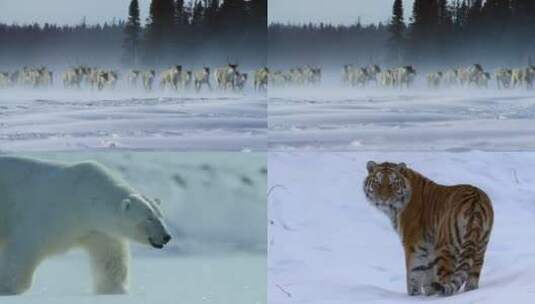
[[397, 162, 407, 170], [367, 161, 377, 173]]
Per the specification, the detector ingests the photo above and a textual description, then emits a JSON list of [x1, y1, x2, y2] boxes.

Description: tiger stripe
[[363, 161, 493, 296]]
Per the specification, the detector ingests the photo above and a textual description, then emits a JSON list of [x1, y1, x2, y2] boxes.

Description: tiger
[[363, 161, 493, 297]]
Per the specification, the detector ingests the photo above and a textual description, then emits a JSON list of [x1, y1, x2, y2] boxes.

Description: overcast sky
[[0, 0, 153, 25], [0, 0, 416, 26], [269, 0, 416, 25]]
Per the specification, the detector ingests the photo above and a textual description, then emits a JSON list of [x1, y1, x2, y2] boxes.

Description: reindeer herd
[[0, 64, 268, 93], [268, 66, 322, 87], [424, 64, 535, 89], [0, 67, 54, 89], [343, 64, 417, 88], [342, 63, 535, 90], [1, 63, 535, 92], [259, 63, 534, 90]]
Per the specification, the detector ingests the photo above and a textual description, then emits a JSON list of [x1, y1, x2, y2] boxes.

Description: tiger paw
[[465, 281, 479, 292], [407, 286, 421, 296], [431, 282, 455, 296], [423, 285, 438, 296]]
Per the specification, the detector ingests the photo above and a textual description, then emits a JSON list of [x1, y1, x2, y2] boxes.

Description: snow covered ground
[[3, 252, 265, 304], [0, 152, 267, 303], [0, 89, 267, 151], [269, 88, 535, 151], [268, 152, 535, 304]]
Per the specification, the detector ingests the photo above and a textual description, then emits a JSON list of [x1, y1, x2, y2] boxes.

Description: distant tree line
[[0, 22, 124, 68], [268, 22, 389, 68], [129, 0, 266, 67], [269, 0, 535, 68], [0, 0, 266, 68], [1, 0, 532, 69], [401, 0, 535, 67]]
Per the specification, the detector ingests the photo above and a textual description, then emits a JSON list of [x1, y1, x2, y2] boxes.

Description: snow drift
[[0, 89, 267, 151], [269, 87, 535, 151]]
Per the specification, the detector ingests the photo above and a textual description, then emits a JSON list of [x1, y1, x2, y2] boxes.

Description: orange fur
[[364, 161, 493, 296]]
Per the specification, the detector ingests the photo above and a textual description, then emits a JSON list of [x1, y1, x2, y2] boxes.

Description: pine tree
[[510, 0, 535, 62], [451, 0, 469, 28], [175, 0, 187, 27], [191, 1, 205, 28], [204, 0, 220, 29], [466, 0, 483, 29], [216, 0, 248, 61], [122, 0, 141, 66], [435, 0, 453, 60], [145, 0, 175, 65], [438, 0, 452, 26], [482, 0, 511, 28], [219, 0, 248, 33], [408, 0, 439, 62], [251, 0, 267, 27], [387, 0, 405, 64], [511, 0, 535, 30], [172, 0, 188, 58], [250, 0, 268, 56]]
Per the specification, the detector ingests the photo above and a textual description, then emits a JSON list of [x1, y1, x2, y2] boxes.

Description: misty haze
[[267, 0, 535, 151], [0, 0, 268, 152]]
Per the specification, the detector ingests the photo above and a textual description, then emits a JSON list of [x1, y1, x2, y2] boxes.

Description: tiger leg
[[433, 208, 485, 294], [431, 243, 462, 296], [465, 250, 483, 291], [422, 264, 437, 296], [432, 214, 475, 296], [465, 227, 491, 291], [404, 243, 432, 296], [421, 245, 437, 296], [465, 194, 493, 292], [405, 241, 436, 296]]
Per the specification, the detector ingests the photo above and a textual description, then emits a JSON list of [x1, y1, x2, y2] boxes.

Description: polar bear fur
[[0, 156, 171, 295]]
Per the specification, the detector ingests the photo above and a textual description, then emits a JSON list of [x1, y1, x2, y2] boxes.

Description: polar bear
[[0, 156, 172, 295]]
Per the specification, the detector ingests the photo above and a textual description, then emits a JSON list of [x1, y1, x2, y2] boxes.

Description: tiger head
[[364, 161, 412, 216]]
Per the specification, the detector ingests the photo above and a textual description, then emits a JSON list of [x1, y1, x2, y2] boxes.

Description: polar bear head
[[116, 194, 172, 249]]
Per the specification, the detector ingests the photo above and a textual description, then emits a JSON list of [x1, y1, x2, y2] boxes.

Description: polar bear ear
[[121, 198, 132, 212], [154, 198, 162, 205]]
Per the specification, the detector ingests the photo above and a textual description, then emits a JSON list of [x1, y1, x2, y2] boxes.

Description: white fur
[[0, 156, 170, 295]]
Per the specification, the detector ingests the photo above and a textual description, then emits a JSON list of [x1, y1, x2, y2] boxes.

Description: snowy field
[[269, 88, 535, 151], [3, 252, 265, 304], [268, 152, 535, 304], [0, 152, 266, 303], [0, 89, 267, 151]]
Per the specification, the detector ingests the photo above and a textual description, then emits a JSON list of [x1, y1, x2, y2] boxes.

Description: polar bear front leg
[[0, 240, 41, 295], [83, 232, 130, 294]]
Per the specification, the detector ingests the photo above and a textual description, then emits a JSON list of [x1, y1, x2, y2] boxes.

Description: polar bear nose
[[163, 234, 171, 244]]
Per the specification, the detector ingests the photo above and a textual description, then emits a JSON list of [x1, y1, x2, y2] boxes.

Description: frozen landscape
[[269, 88, 535, 151], [268, 152, 535, 304], [0, 152, 267, 303], [0, 89, 267, 152]]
